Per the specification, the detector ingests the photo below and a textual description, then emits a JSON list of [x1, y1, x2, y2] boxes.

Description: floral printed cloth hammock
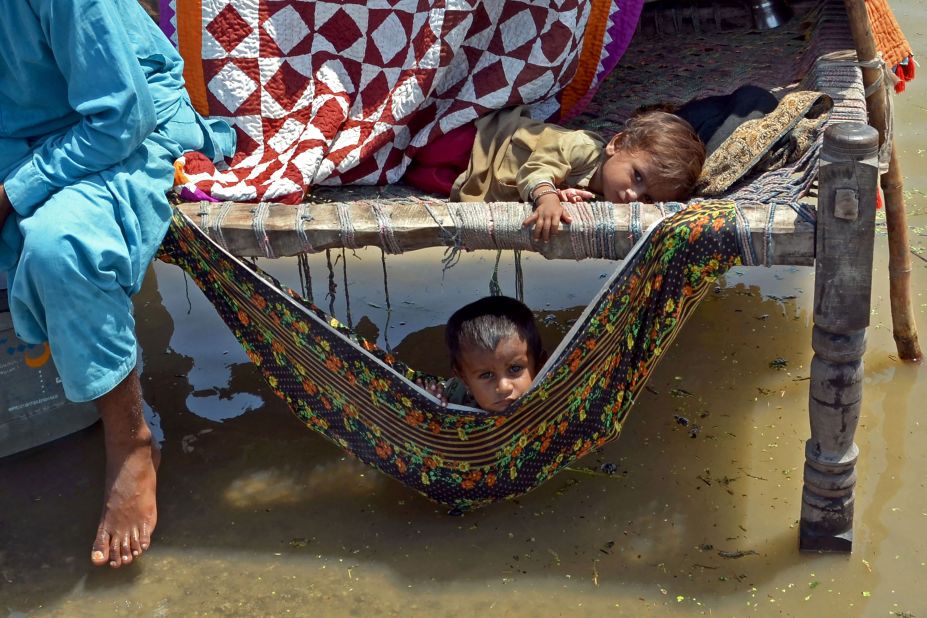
[[160, 201, 743, 510], [159, 0, 644, 203]]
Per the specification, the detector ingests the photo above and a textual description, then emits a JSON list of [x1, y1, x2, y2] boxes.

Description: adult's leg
[[92, 368, 159, 567], [9, 146, 175, 568]]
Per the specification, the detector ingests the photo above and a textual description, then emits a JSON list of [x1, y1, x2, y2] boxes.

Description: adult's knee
[[17, 183, 132, 291], [19, 219, 83, 281]]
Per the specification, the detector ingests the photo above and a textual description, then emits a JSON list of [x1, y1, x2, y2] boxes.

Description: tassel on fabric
[[893, 56, 916, 94]]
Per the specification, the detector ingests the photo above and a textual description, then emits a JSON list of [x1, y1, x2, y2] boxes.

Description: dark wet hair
[[613, 110, 706, 200], [446, 296, 543, 369]]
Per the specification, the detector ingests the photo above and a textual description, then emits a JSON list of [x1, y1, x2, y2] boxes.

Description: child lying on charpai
[[404, 106, 706, 242]]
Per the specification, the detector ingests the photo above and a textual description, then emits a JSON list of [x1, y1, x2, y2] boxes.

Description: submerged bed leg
[[799, 123, 879, 552]]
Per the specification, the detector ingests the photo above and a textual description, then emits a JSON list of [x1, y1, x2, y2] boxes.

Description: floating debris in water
[[718, 549, 758, 559], [769, 357, 788, 370], [674, 415, 690, 426], [599, 462, 618, 475]]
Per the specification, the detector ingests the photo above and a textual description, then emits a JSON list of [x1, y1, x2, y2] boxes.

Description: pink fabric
[[402, 123, 477, 196]]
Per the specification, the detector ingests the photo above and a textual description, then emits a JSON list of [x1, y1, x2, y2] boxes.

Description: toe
[[120, 534, 133, 565], [130, 528, 142, 557], [110, 536, 123, 568], [91, 529, 110, 566], [140, 522, 152, 552]]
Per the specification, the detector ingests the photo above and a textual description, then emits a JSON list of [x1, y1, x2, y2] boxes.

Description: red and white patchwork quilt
[[161, 0, 642, 203]]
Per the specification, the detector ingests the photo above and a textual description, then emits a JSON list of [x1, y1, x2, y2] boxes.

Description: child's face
[[600, 138, 680, 204], [454, 335, 538, 413]]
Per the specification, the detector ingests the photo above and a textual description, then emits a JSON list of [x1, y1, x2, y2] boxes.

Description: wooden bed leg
[[799, 123, 879, 552], [882, 145, 923, 360]]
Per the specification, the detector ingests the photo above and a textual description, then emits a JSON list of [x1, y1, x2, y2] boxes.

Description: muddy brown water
[[3, 6, 927, 617]]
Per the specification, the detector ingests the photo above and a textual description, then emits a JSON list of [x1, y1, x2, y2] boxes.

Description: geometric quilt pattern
[[161, 0, 644, 203]]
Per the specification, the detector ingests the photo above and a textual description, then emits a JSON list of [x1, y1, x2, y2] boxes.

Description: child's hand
[[523, 193, 574, 243], [416, 378, 448, 407], [557, 187, 595, 203]]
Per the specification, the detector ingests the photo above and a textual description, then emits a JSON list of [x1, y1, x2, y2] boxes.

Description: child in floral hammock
[[419, 296, 546, 413]]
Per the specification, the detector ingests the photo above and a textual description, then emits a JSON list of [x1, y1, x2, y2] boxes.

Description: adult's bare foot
[[90, 369, 160, 568]]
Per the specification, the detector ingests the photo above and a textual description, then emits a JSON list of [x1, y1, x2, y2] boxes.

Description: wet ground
[[3, 4, 927, 616]]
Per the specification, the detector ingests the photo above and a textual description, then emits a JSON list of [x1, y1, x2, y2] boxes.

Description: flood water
[[3, 4, 927, 616]]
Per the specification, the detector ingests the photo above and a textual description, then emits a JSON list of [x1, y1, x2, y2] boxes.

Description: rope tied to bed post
[[252, 202, 275, 259], [733, 203, 759, 267], [296, 202, 315, 254], [856, 54, 898, 174], [451, 203, 529, 251], [809, 55, 896, 173], [203, 201, 234, 251], [335, 202, 359, 250], [422, 201, 464, 273], [568, 202, 592, 259], [629, 202, 643, 243], [567, 202, 621, 261], [371, 199, 404, 255], [488, 203, 534, 250], [197, 202, 209, 230]]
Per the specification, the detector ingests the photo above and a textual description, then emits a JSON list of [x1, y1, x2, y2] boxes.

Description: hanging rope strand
[[325, 249, 337, 316], [380, 248, 393, 353], [489, 250, 503, 296], [297, 253, 314, 303], [341, 248, 353, 329]]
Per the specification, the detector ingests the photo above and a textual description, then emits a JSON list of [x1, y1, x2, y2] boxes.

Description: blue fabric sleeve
[[3, 0, 158, 216]]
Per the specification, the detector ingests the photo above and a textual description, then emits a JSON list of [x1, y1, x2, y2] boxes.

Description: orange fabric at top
[[177, 0, 209, 116], [559, 0, 612, 119], [865, 0, 913, 69]]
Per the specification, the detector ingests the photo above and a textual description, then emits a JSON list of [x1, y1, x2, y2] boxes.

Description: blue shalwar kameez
[[0, 0, 235, 402]]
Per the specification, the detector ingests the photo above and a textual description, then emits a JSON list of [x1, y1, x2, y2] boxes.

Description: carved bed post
[[799, 122, 879, 552]]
